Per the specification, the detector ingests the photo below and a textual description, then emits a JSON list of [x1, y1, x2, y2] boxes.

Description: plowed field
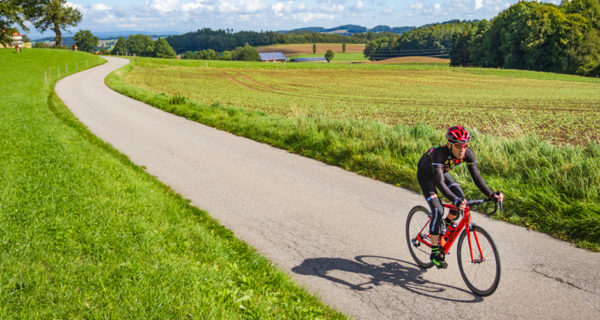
[[257, 43, 365, 55], [125, 59, 600, 144]]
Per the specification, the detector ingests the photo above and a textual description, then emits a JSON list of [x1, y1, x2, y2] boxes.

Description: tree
[[154, 38, 176, 58], [127, 34, 154, 57], [73, 29, 97, 52], [232, 43, 260, 61], [324, 49, 334, 62], [181, 50, 194, 59], [312, 42, 316, 54], [0, 0, 27, 45], [220, 50, 232, 60], [111, 36, 127, 55], [29, 0, 82, 47], [342, 41, 346, 53]]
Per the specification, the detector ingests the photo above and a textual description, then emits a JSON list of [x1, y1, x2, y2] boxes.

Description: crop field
[[256, 43, 365, 55], [125, 59, 600, 145], [289, 52, 368, 62]]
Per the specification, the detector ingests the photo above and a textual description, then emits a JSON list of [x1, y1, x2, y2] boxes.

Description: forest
[[450, 0, 600, 76], [165, 28, 379, 53]]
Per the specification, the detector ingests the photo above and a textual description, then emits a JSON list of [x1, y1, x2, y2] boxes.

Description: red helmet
[[446, 126, 470, 143]]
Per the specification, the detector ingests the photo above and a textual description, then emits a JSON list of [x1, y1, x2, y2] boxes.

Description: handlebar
[[466, 197, 503, 215]]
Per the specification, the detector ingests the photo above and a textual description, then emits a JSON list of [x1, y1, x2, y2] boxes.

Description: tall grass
[[107, 58, 600, 251], [0, 49, 344, 318]]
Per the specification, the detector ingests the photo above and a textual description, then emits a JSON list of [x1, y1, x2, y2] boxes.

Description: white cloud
[[291, 12, 335, 23], [410, 2, 423, 10], [319, 3, 344, 12], [474, 0, 483, 10], [218, 0, 268, 14], [181, 0, 213, 12], [91, 3, 111, 11], [353, 0, 364, 10], [149, 0, 179, 13], [65, 2, 85, 12]]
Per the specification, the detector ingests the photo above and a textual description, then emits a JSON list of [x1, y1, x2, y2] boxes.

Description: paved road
[[56, 57, 599, 319]]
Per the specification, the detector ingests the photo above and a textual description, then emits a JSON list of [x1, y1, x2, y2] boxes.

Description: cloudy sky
[[27, 0, 561, 38]]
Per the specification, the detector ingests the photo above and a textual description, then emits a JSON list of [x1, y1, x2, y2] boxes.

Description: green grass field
[[107, 57, 600, 251], [0, 49, 344, 318]]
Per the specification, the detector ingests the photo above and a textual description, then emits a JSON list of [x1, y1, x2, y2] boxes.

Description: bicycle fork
[[466, 225, 486, 263]]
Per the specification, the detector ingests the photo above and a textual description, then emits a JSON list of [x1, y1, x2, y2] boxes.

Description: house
[[0, 31, 28, 49], [290, 57, 328, 63], [259, 52, 288, 62], [11, 32, 23, 47]]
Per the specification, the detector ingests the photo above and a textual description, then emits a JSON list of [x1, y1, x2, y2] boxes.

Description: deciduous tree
[[28, 0, 82, 47], [154, 38, 176, 58], [111, 36, 128, 55], [324, 49, 334, 62], [73, 29, 97, 52]]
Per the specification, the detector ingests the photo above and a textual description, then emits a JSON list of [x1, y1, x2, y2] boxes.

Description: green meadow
[[107, 57, 600, 251], [0, 49, 344, 318]]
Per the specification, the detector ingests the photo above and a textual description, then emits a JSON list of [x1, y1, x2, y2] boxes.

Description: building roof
[[259, 52, 287, 61], [290, 57, 328, 62]]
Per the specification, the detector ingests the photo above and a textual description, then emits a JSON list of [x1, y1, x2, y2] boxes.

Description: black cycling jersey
[[417, 145, 493, 203]]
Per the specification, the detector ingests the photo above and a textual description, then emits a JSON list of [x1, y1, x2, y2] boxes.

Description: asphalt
[[55, 56, 600, 319]]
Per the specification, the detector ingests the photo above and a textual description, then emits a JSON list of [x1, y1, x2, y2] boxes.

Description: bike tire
[[406, 206, 434, 269], [457, 225, 501, 296]]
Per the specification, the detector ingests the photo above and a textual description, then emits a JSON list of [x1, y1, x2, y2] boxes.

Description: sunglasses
[[453, 142, 469, 149]]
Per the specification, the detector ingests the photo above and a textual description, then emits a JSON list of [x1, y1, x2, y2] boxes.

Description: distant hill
[[33, 31, 183, 41]]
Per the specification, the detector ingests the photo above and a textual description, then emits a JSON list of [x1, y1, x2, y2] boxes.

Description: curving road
[[56, 57, 599, 319]]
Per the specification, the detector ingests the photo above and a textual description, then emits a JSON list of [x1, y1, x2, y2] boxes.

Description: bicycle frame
[[414, 203, 486, 262]]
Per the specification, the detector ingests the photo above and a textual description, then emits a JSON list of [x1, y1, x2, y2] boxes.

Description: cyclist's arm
[[432, 164, 461, 203], [465, 150, 494, 198]]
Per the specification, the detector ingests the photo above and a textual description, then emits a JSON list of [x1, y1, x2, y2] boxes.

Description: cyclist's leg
[[444, 173, 465, 222], [417, 172, 447, 268], [417, 173, 445, 239]]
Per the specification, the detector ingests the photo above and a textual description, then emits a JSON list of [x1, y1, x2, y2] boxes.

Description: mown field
[[107, 57, 600, 251], [0, 49, 344, 318]]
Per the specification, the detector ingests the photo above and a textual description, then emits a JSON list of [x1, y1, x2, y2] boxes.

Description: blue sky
[[27, 0, 561, 38]]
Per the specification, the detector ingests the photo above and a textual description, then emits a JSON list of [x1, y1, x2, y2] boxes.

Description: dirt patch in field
[[257, 43, 365, 55], [375, 56, 450, 64]]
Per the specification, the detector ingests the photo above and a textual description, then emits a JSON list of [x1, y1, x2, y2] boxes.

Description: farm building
[[290, 57, 328, 63], [0, 31, 30, 49], [259, 52, 288, 62]]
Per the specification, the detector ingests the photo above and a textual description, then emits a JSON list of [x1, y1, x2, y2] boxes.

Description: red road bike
[[406, 198, 502, 296]]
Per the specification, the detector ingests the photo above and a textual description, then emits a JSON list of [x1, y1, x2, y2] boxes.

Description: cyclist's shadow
[[292, 255, 483, 302]]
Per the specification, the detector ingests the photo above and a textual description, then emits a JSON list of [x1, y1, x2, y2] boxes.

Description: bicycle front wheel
[[457, 225, 501, 296], [406, 206, 434, 269]]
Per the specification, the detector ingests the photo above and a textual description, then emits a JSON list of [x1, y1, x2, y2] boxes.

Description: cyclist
[[416, 125, 503, 268]]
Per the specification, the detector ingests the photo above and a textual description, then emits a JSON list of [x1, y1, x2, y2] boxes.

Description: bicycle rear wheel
[[406, 206, 434, 269], [457, 225, 501, 296]]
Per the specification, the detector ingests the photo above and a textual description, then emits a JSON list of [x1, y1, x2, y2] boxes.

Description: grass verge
[[106, 57, 600, 251], [0, 49, 344, 318]]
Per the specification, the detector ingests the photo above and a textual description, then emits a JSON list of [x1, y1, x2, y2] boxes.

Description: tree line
[[165, 28, 378, 54], [363, 22, 474, 61], [180, 43, 260, 61], [450, 0, 600, 76], [111, 35, 176, 58]]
